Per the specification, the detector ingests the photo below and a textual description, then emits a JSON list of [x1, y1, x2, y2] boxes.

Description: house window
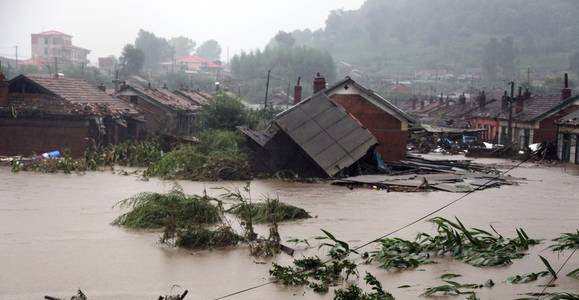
[[129, 95, 138, 105], [44, 48, 48, 55], [44, 37, 48, 44]]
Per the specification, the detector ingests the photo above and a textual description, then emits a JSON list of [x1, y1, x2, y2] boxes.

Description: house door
[[576, 135, 579, 164], [561, 133, 571, 162]]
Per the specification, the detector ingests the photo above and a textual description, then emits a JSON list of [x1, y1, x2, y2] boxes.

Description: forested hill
[[288, 0, 579, 77]]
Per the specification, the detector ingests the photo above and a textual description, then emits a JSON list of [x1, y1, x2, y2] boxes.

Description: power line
[[536, 248, 577, 299], [213, 155, 534, 299]]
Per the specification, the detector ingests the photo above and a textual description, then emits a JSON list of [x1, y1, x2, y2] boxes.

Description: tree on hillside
[[170, 36, 196, 59], [196, 40, 222, 61], [135, 29, 173, 71], [119, 44, 145, 76], [273, 31, 295, 48]]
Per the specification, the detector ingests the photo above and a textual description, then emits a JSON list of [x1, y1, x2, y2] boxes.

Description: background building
[[30, 30, 90, 66]]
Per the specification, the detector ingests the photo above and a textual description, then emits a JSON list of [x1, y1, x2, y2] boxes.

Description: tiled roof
[[35, 30, 71, 37], [173, 90, 210, 106], [13, 75, 137, 115], [123, 84, 198, 111]]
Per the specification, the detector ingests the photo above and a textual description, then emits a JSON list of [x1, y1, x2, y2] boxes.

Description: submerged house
[[116, 83, 199, 137], [240, 75, 414, 177], [0, 73, 142, 157]]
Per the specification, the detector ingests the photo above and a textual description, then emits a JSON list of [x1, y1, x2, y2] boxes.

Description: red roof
[[178, 55, 206, 64], [16, 75, 137, 115], [34, 30, 72, 37]]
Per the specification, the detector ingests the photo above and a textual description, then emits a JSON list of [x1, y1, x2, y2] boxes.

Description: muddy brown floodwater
[[0, 155, 578, 300]]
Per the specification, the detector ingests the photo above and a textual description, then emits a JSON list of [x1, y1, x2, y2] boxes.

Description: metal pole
[[15, 46, 18, 70], [264, 69, 270, 110], [507, 81, 514, 145]]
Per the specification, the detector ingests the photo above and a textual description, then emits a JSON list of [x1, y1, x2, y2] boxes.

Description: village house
[[160, 55, 224, 75], [30, 30, 90, 66], [557, 109, 579, 164], [0, 73, 143, 157], [470, 75, 578, 148], [115, 83, 199, 137]]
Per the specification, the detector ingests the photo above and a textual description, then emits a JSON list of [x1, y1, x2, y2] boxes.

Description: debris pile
[[333, 155, 522, 192]]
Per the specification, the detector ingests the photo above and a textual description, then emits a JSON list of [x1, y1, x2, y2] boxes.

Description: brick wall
[[0, 117, 91, 157], [119, 95, 175, 134], [534, 105, 579, 144], [330, 94, 407, 161]]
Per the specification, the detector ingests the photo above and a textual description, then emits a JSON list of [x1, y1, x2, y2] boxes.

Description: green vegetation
[[145, 129, 252, 181], [228, 199, 311, 223], [421, 274, 493, 298], [230, 42, 336, 103], [515, 292, 579, 300], [333, 272, 395, 300], [508, 271, 549, 284], [285, 0, 579, 76], [197, 93, 256, 131], [372, 217, 540, 270], [269, 230, 360, 294], [112, 187, 221, 229], [549, 231, 579, 252], [175, 226, 241, 250], [10, 140, 163, 174]]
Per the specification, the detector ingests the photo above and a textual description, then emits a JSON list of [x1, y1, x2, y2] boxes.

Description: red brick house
[[321, 76, 416, 161], [0, 73, 142, 157], [470, 77, 578, 147], [557, 109, 579, 163], [116, 83, 199, 137]]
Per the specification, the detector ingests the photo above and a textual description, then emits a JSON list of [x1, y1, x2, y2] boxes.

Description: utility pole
[[54, 57, 58, 77], [507, 81, 515, 146], [14, 46, 18, 70], [264, 69, 271, 110]]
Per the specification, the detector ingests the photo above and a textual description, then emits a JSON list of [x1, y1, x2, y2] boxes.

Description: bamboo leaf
[[539, 255, 558, 279]]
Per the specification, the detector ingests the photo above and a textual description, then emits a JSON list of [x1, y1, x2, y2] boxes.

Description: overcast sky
[[0, 0, 364, 64]]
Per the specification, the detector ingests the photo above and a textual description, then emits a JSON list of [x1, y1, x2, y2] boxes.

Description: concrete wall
[[0, 117, 91, 157], [330, 93, 407, 161]]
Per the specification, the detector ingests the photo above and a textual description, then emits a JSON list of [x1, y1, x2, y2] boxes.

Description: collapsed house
[[115, 83, 199, 138], [240, 75, 415, 177], [0, 73, 143, 157]]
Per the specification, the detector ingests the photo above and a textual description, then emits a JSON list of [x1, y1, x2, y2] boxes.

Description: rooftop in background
[[6, 74, 138, 116], [34, 30, 72, 37], [119, 83, 199, 112]]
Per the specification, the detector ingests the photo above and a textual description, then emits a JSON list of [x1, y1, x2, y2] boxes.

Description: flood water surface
[[1, 157, 578, 299]]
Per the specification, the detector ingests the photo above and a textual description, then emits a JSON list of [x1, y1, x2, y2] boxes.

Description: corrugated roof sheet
[[274, 93, 377, 177]]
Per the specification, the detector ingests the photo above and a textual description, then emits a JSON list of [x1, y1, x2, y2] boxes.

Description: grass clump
[[515, 292, 579, 300], [175, 226, 241, 250], [228, 199, 311, 223], [508, 271, 550, 284], [112, 187, 221, 229], [145, 129, 252, 181]]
